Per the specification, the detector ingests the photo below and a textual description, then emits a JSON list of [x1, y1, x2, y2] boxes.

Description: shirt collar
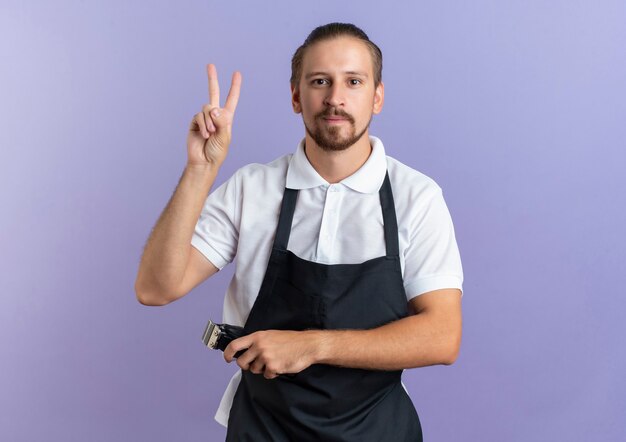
[[286, 135, 387, 194]]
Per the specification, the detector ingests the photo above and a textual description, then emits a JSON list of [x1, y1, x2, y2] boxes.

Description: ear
[[291, 83, 302, 114], [372, 81, 384, 115]]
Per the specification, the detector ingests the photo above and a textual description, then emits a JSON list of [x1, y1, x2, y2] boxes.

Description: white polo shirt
[[191, 135, 464, 427]]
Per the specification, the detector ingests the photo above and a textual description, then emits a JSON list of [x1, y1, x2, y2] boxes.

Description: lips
[[322, 117, 349, 123]]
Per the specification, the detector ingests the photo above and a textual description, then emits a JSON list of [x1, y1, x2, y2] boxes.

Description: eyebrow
[[305, 71, 369, 79]]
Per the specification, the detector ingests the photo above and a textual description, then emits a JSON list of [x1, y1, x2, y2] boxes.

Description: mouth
[[322, 117, 349, 124]]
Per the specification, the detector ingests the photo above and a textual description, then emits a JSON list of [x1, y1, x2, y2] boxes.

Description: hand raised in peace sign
[[187, 64, 242, 168]]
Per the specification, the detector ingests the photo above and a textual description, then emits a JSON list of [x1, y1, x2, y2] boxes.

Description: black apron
[[226, 172, 423, 441]]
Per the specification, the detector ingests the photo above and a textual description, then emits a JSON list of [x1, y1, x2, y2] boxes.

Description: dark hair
[[290, 22, 383, 90]]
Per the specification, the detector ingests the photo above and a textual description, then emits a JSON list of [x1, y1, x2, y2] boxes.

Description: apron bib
[[226, 172, 423, 441]]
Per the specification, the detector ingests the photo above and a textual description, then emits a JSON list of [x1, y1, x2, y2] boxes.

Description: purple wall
[[2, 1, 625, 440]]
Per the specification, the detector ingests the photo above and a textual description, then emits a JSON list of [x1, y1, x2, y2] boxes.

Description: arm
[[224, 288, 462, 378], [134, 165, 220, 306], [135, 64, 241, 306], [314, 288, 462, 370]]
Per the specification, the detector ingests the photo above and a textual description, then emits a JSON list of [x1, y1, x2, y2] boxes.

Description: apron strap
[[379, 172, 400, 257], [273, 187, 298, 251]]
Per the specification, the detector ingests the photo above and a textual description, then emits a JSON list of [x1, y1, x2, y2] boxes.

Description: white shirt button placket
[[317, 184, 342, 262]]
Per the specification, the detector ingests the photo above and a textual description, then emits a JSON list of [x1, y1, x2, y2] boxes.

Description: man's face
[[291, 36, 384, 152]]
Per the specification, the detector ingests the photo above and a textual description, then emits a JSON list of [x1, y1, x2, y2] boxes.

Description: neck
[[303, 132, 372, 184]]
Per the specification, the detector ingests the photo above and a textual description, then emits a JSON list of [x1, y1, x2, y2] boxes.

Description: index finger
[[207, 63, 220, 108], [224, 71, 242, 113]]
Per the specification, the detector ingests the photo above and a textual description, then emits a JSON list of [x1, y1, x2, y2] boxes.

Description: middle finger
[[236, 347, 258, 371]]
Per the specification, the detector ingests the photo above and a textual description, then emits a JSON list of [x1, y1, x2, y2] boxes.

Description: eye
[[312, 79, 328, 85], [349, 79, 362, 85]]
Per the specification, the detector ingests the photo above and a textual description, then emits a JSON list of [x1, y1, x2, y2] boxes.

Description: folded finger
[[202, 104, 216, 133], [235, 346, 258, 369], [264, 369, 279, 379], [250, 359, 265, 375], [194, 113, 208, 138]]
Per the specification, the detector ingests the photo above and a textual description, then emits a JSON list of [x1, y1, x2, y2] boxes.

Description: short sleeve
[[190, 171, 240, 269], [403, 187, 464, 300]]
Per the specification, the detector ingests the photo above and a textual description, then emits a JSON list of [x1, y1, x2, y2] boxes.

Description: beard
[[303, 110, 372, 152]]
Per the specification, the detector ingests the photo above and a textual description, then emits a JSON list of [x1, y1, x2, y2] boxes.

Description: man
[[136, 22, 463, 441]]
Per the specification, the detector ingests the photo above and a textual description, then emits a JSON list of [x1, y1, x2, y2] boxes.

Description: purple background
[[2, 1, 625, 440]]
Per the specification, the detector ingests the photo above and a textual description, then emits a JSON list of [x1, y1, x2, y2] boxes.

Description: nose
[[323, 83, 345, 107]]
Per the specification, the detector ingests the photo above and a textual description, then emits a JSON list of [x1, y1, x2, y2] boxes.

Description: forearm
[[135, 164, 219, 304], [312, 312, 461, 371]]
